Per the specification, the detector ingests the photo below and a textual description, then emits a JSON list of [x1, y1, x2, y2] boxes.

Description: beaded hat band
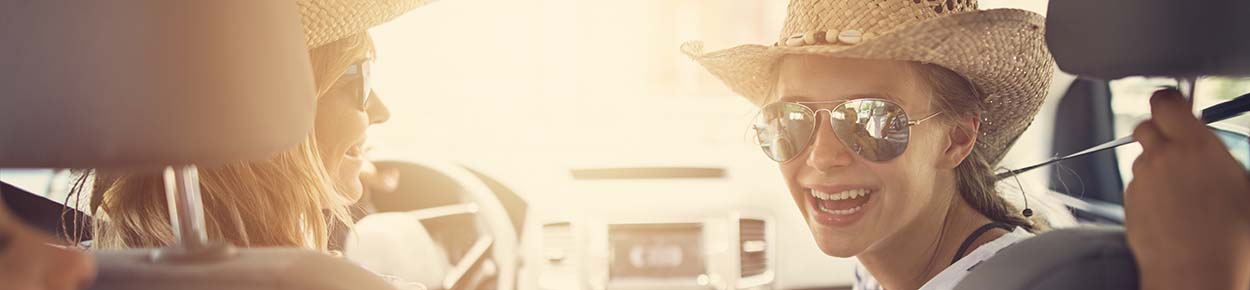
[[298, 0, 436, 48], [681, 0, 1054, 165]]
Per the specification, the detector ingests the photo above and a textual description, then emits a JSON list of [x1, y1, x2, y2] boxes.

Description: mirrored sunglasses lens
[[830, 100, 911, 162], [754, 103, 815, 162]]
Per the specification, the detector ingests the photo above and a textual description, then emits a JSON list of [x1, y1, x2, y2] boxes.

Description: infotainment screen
[[608, 223, 706, 280]]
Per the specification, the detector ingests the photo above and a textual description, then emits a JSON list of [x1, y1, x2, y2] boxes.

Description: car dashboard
[[537, 211, 775, 290]]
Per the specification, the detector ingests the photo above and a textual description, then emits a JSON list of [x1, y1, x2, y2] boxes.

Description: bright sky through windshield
[[366, 1, 1048, 178]]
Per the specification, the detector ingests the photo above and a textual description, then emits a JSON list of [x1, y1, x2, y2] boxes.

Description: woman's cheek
[[313, 106, 343, 160], [780, 162, 804, 191]]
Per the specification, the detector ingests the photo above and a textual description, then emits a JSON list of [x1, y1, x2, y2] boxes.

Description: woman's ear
[[939, 113, 980, 169]]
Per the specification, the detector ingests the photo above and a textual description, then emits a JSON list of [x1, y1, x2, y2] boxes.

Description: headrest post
[[1177, 77, 1198, 101], [163, 165, 208, 250]]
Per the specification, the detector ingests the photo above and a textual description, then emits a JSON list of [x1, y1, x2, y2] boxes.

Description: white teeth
[[810, 189, 870, 201], [818, 204, 865, 215]]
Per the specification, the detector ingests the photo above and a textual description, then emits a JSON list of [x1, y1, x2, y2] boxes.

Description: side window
[[0, 169, 56, 196], [0, 169, 77, 202], [1110, 77, 1250, 187], [1213, 126, 1250, 169]]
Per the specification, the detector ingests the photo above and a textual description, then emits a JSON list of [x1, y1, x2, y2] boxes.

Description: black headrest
[[0, 1, 316, 169], [1047, 0, 1250, 79]]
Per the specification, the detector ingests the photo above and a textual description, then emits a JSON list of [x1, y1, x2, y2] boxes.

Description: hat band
[[775, 29, 875, 47]]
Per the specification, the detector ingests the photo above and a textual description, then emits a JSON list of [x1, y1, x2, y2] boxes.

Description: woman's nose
[[366, 91, 390, 124], [806, 113, 855, 172]]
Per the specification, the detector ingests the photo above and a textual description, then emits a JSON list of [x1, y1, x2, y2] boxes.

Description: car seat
[[955, 226, 1138, 290], [1, 1, 398, 289]]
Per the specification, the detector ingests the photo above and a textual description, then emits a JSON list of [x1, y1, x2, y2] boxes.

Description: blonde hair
[[913, 63, 1050, 232], [78, 33, 375, 250]]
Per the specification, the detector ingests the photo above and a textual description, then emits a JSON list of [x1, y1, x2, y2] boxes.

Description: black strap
[[951, 222, 1012, 265]]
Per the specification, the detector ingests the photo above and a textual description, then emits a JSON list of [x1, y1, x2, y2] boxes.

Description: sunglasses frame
[[340, 60, 373, 110], [754, 98, 942, 163]]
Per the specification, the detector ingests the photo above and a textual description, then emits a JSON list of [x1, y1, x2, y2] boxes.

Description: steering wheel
[[348, 160, 519, 290]]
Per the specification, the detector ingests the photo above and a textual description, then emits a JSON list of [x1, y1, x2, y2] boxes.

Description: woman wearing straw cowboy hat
[[684, 0, 1060, 289], [75, 0, 428, 254]]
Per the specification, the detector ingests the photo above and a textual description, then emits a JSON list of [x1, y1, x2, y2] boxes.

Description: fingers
[[1133, 120, 1164, 152], [1148, 88, 1202, 138], [1130, 120, 1163, 186], [1121, 180, 1151, 226], [69, 250, 97, 290], [1, 209, 97, 290], [40, 244, 95, 290], [1131, 149, 1155, 178]]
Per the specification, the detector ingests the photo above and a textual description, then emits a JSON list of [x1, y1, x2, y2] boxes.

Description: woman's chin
[[818, 247, 859, 258], [811, 232, 867, 258], [335, 154, 365, 203], [340, 180, 364, 202], [330, 171, 364, 206], [806, 222, 870, 257], [322, 182, 363, 208]]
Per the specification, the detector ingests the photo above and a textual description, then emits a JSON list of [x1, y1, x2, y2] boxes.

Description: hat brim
[[683, 8, 1054, 165], [299, 0, 437, 48]]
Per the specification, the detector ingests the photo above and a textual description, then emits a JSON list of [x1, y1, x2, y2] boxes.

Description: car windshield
[[363, 0, 1051, 178]]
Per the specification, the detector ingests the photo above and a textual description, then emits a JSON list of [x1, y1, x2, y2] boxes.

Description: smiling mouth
[[810, 188, 873, 215], [346, 143, 364, 158]]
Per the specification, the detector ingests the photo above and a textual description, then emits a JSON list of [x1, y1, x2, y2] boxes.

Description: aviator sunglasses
[[752, 98, 941, 163], [335, 60, 373, 110]]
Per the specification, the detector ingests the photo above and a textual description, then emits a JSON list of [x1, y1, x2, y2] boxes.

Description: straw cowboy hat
[[683, 0, 1054, 165], [298, 0, 435, 48]]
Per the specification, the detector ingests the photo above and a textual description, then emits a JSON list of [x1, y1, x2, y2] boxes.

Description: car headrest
[[0, 1, 315, 169], [1047, 0, 1250, 79], [954, 226, 1138, 290]]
